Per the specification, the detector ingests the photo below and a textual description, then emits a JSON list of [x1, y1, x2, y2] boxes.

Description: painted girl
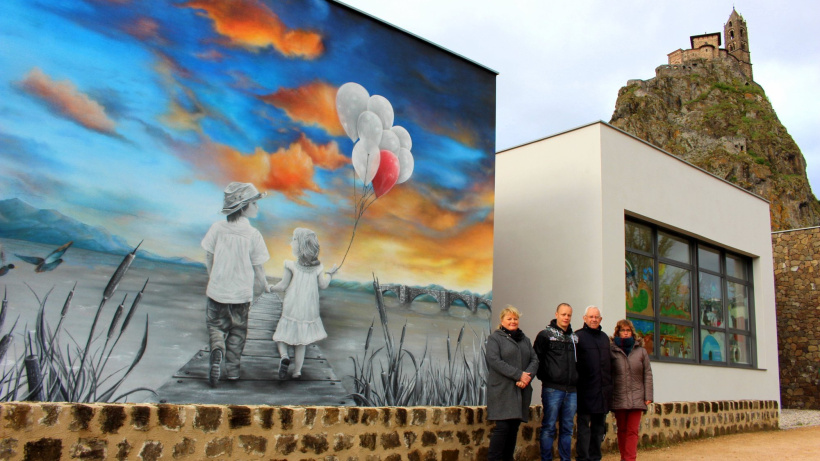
[[267, 228, 338, 379]]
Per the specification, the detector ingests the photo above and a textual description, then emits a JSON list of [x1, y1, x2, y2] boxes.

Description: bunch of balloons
[[335, 82, 415, 267]]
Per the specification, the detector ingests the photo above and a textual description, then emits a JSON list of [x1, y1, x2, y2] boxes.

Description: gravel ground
[[780, 409, 820, 429]]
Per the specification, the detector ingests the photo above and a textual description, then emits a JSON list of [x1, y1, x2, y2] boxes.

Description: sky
[[0, 0, 496, 292], [341, 0, 820, 195]]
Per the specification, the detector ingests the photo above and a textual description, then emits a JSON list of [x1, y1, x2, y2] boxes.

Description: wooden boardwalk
[[154, 293, 354, 406]]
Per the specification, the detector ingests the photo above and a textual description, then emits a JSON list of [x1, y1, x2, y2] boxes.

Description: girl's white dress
[[272, 260, 328, 345]]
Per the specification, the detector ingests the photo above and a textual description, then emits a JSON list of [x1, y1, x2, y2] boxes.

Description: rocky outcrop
[[610, 59, 820, 231]]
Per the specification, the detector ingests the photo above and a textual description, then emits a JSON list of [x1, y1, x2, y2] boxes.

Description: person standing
[[610, 319, 654, 461], [485, 305, 539, 461], [202, 182, 271, 388], [268, 228, 338, 380], [575, 306, 613, 461], [533, 303, 578, 461]]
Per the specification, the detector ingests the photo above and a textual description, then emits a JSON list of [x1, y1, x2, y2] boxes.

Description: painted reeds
[[349, 276, 487, 406], [0, 242, 154, 403]]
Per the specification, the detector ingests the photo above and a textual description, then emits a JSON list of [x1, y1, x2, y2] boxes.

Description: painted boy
[[201, 182, 270, 387]]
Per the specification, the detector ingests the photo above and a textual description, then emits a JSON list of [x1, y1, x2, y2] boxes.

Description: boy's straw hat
[[221, 182, 267, 214]]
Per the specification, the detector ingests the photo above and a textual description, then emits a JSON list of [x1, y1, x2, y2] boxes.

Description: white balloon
[[367, 95, 394, 129], [391, 125, 412, 150], [379, 129, 401, 153], [336, 82, 369, 142], [396, 147, 414, 184], [356, 111, 383, 149], [352, 140, 381, 185]]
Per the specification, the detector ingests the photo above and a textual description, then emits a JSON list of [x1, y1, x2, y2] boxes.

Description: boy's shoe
[[292, 372, 302, 379], [209, 349, 223, 388], [278, 357, 290, 380]]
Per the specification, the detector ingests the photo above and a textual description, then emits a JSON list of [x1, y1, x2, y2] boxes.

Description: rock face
[[610, 59, 820, 231]]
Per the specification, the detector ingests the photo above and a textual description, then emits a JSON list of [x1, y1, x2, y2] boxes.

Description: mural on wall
[[0, 0, 495, 406]]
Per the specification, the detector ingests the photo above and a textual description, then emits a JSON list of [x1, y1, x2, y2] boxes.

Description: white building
[[493, 122, 779, 404]]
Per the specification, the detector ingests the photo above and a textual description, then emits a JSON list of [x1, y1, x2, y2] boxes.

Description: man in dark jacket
[[574, 306, 613, 461], [533, 303, 578, 461]]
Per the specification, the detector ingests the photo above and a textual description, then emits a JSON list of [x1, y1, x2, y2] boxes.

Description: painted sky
[[343, 0, 820, 198], [0, 0, 496, 292]]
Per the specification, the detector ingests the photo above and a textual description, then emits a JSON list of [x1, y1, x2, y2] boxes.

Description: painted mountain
[[0, 198, 201, 267]]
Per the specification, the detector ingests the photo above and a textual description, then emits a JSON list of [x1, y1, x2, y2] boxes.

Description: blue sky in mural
[[0, 0, 496, 291]]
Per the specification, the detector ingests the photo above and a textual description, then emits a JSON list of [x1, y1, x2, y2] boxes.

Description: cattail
[[0, 334, 11, 361], [364, 317, 374, 353], [103, 241, 142, 301], [61, 282, 77, 318], [0, 287, 8, 331], [447, 332, 452, 364], [120, 279, 148, 336], [107, 295, 126, 340]]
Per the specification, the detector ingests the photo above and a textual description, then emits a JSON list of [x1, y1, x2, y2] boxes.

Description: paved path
[[601, 426, 820, 460], [153, 293, 354, 406]]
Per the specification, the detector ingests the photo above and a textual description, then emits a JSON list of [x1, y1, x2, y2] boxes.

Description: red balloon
[[372, 150, 400, 198]]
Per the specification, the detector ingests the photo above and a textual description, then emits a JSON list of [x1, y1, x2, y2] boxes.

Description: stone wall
[[773, 226, 820, 409], [0, 400, 778, 460]]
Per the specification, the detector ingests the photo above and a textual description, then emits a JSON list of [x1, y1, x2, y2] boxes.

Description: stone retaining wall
[[772, 227, 820, 409], [0, 400, 778, 460]]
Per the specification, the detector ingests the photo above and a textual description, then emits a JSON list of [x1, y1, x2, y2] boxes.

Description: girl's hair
[[497, 305, 521, 329], [612, 319, 640, 340], [227, 203, 250, 222], [293, 228, 321, 267]]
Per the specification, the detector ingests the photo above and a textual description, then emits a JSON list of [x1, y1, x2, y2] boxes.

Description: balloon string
[[338, 176, 376, 270]]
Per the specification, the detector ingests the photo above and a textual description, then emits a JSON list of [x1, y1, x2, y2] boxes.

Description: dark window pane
[[659, 323, 694, 359], [699, 272, 724, 327], [626, 252, 654, 316], [726, 253, 748, 280], [730, 334, 751, 365], [727, 282, 750, 330], [629, 317, 655, 356], [698, 245, 720, 272], [659, 232, 690, 263], [701, 329, 726, 362], [659, 264, 692, 320], [626, 221, 652, 252]]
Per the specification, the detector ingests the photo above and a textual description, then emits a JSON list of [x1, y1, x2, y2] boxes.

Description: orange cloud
[[177, 134, 346, 202], [295, 133, 349, 170], [259, 81, 344, 136], [19, 68, 116, 134], [183, 0, 323, 58]]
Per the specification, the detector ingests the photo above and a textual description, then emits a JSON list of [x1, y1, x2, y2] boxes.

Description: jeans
[[487, 419, 521, 461], [540, 387, 577, 461], [206, 298, 250, 378], [613, 410, 643, 461], [576, 412, 607, 461]]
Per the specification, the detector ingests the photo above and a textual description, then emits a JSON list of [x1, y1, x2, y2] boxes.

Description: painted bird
[[15, 241, 73, 273], [0, 244, 15, 276]]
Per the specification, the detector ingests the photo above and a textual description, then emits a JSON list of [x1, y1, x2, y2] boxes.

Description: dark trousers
[[206, 298, 250, 378], [576, 412, 607, 461], [487, 419, 521, 461]]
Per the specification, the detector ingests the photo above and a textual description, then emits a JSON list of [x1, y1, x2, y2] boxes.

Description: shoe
[[209, 349, 223, 388], [278, 357, 290, 380], [292, 372, 302, 379]]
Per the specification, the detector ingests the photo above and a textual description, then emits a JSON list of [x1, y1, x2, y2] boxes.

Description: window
[[625, 218, 755, 367]]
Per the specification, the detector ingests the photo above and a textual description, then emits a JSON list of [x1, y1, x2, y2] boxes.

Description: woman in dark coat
[[486, 305, 539, 461], [610, 319, 653, 461]]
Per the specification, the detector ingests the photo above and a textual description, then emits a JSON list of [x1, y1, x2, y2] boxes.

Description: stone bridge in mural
[[378, 284, 492, 314]]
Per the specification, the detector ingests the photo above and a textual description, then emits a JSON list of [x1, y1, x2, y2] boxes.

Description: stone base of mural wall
[[0, 401, 777, 460], [772, 227, 820, 410]]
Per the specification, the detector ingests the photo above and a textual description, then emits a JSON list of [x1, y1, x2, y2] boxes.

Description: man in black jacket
[[533, 303, 578, 461], [575, 306, 613, 461]]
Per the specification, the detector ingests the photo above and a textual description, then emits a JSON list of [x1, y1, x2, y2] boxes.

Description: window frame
[[624, 217, 756, 368]]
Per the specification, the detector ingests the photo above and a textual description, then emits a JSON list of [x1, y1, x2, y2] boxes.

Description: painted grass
[[348, 276, 487, 406], [0, 243, 154, 402]]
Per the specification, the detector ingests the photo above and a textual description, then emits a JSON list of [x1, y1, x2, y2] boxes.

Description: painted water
[[0, 238, 491, 403]]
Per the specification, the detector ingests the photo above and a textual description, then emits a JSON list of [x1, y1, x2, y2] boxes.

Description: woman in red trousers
[[610, 319, 653, 461]]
